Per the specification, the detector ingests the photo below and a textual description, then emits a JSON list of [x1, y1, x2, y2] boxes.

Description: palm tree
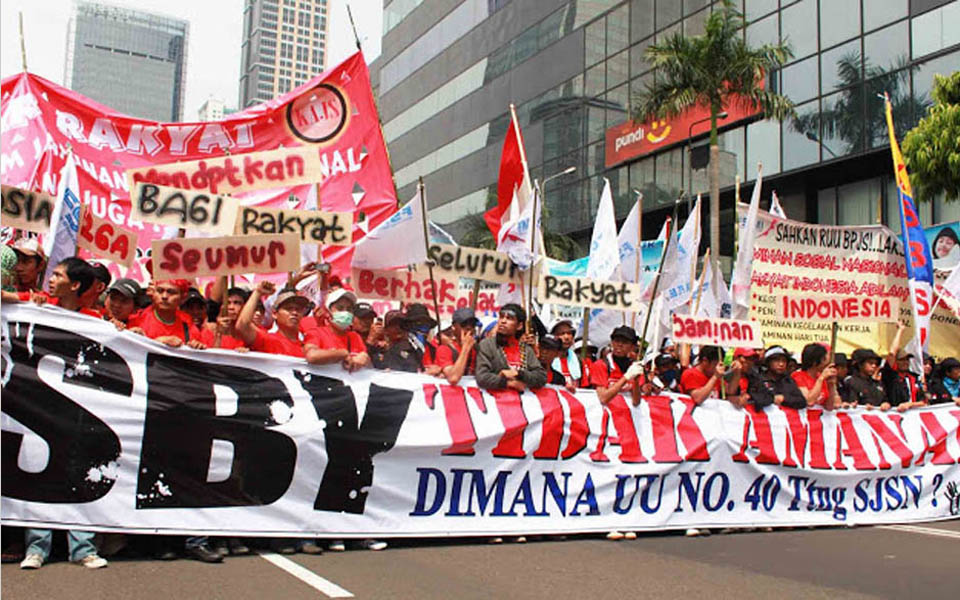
[[632, 0, 794, 258]]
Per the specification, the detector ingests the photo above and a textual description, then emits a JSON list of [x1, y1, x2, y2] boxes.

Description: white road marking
[[877, 524, 960, 540], [258, 551, 354, 598]]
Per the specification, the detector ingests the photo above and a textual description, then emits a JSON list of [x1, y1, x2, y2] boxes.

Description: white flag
[[770, 190, 786, 218], [730, 168, 763, 320], [640, 219, 671, 301], [695, 259, 733, 319], [43, 153, 82, 288], [659, 195, 702, 309], [586, 179, 620, 281], [935, 267, 960, 318], [351, 189, 427, 270], [618, 195, 642, 283], [497, 188, 540, 270]]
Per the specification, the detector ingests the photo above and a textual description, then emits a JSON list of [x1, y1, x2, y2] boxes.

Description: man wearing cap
[[679, 346, 726, 404], [475, 304, 547, 391], [235, 281, 308, 357], [538, 335, 576, 391], [746, 346, 807, 409], [180, 288, 208, 329], [928, 357, 960, 405], [791, 343, 840, 410], [403, 303, 439, 367], [845, 348, 887, 408], [589, 326, 645, 405], [550, 320, 591, 388], [8, 237, 46, 292], [104, 278, 142, 327], [433, 307, 479, 385], [880, 322, 926, 411], [724, 348, 760, 406], [351, 302, 377, 341], [199, 287, 250, 351], [650, 352, 681, 393], [304, 288, 370, 371], [374, 310, 424, 373], [128, 279, 206, 349]]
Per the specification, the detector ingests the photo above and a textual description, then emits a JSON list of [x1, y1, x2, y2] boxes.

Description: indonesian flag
[[485, 105, 533, 243]]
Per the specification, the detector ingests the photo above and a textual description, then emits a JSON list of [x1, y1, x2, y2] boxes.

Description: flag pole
[[525, 180, 541, 335], [632, 191, 643, 329], [638, 209, 677, 360], [691, 247, 711, 316], [580, 308, 590, 363], [19, 12, 27, 71], [733, 174, 740, 268], [418, 176, 443, 335], [345, 3, 362, 51]]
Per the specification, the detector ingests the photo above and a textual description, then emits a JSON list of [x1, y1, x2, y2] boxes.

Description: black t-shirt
[[846, 373, 886, 406], [747, 370, 806, 409], [376, 338, 423, 373]]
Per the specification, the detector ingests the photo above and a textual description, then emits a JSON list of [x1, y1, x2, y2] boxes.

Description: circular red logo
[[286, 83, 348, 143]]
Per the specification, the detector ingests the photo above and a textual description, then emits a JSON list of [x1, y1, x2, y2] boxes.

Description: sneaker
[[300, 542, 323, 555], [77, 554, 108, 569], [606, 531, 625, 541], [228, 538, 250, 555], [359, 539, 387, 551], [185, 544, 223, 563], [214, 542, 230, 558], [328, 540, 346, 552], [488, 537, 503, 544], [512, 536, 527, 544], [685, 528, 703, 537], [20, 554, 43, 569], [624, 531, 637, 540]]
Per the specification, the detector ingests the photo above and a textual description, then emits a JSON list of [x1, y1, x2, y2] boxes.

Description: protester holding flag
[[589, 326, 646, 405], [881, 321, 927, 411], [475, 304, 546, 391]]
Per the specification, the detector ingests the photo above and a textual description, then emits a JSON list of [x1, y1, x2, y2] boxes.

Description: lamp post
[[687, 111, 727, 212]]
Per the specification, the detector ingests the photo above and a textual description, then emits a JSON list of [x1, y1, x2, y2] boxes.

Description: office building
[[197, 97, 237, 121], [239, 0, 330, 107], [65, 1, 189, 122], [373, 0, 960, 257]]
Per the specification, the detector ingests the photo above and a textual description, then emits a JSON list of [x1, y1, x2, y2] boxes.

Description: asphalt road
[[3, 520, 958, 599]]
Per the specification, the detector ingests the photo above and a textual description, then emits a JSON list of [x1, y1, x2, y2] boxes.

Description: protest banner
[[151, 233, 300, 279], [235, 205, 352, 246], [1, 185, 53, 233], [538, 273, 644, 311], [130, 182, 239, 235], [737, 204, 960, 360], [351, 266, 460, 309], [2, 304, 958, 537], [776, 294, 900, 323], [927, 221, 960, 272], [671, 315, 763, 347], [1, 52, 397, 279], [77, 205, 137, 268], [427, 243, 520, 284]]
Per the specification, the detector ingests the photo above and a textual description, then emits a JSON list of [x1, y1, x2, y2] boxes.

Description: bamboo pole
[[691, 248, 711, 316], [418, 177, 443, 335]]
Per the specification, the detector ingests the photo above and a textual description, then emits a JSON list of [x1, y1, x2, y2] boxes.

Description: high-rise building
[[239, 0, 330, 107], [373, 0, 960, 254], [64, 1, 189, 122], [197, 97, 237, 121]]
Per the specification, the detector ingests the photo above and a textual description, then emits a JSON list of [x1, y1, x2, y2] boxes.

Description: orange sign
[[77, 205, 138, 267]]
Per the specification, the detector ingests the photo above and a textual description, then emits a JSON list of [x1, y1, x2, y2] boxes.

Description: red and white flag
[[935, 267, 960, 318], [485, 105, 533, 244]]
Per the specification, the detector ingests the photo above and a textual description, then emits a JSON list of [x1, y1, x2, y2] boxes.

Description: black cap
[[353, 302, 376, 318], [404, 303, 437, 326], [540, 334, 563, 351], [550, 319, 576, 334], [384, 310, 408, 329], [181, 288, 206, 307], [610, 326, 639, 344], [655, 353, 678, 368], [452, 307, 478, 325], [108, 278, 141, 298], [850, 348, 881, 364], [833, 352, 848, 367]]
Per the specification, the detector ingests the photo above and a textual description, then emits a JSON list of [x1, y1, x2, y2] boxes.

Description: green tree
[[902, 71, 960, 203], [631, 0, 794, 257]]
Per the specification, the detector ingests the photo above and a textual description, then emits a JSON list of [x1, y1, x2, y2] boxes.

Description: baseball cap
[[276, 289, 310, 312], [108, 278, 142, 298], [9, 237, 45, 260], [452, 307, 478, 326], [610, 325, 639, 344], [353, 302, 376, 318], [384, 310, 408, 329], [654, 353, 679, 368], [540, 334, 563, 351], [850, 348, 881, 364], [550, 319, 576, 334], [734, 347, 759, 359], [325, 287, 357, 309], [763, 345, 790, 362], [181, 288, 206, 307]]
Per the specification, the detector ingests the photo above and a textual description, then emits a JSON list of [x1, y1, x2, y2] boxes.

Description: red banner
[[604, 100, 761, 169], [0, 51, 396, 280]]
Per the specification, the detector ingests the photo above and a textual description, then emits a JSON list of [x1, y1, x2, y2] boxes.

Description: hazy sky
[[0, 0, 382, 119]]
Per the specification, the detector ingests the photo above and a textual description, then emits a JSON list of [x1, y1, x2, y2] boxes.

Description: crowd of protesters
[[2, 238, 959, 568]]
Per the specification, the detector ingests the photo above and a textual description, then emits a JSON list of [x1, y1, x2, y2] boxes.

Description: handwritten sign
[[77, 206, 137, 267], [672, 315, 762, 347], [427, 243, 520, 284], [127, 146, 324, 196], [352, 266, 460, 308], [776, 294, 900, 323], [236, 206, 352, 246], [1, 185, 53, 233], [152, 233, 300, 279], [130, 182, 239, 235], [537, 273, 643, 311]]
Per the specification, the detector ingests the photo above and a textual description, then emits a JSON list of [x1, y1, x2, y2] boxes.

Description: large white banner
[[2, 304, 959, 537]]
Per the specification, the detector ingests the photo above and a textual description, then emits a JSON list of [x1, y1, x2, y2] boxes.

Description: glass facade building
[[373, 0, 959, 258], [239, 0, 330, 107], [65, 1, 188, 122]]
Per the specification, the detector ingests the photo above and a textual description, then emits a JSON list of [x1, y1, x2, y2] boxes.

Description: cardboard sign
[[127, 145, 325, 196], [537, 273, 644, 311], [151, 233, 300, 279], [352, 266, 461, 308], [1, 185, 54, 234], [672, 315, 762, 348], [130, 182, 239, 235], [236, 205, 352, 246], [776, 294, 900, 323], [76, 205, 138, 268], [427, 243, 520, 284]]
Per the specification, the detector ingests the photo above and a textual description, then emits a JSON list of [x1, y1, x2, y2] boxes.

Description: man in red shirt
[[236, 281, 309, 357], [2, 257, 102, 318], [103, 278, 142, 327], [128, 279, 205, 349], [199, 287, 250, 351], [433, 307, 478, 385], [679, 345, 725, 404], [590, 326, 645, 405], [791, 342, 839, 410], [8, 237, 45, 292], [304, 288, 370, 371], [551, 320, 591, 388]]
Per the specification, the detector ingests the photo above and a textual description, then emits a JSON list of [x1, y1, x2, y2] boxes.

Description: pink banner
[[0, 51, 396, 280]]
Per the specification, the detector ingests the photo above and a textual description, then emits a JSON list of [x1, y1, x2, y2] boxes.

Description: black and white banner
[[2, 304, 959, 537]]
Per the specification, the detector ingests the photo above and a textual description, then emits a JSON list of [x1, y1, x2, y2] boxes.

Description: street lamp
[[687, 111, 728, 212]]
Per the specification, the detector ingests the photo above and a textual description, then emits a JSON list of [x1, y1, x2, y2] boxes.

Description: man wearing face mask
[[304, 288, 370, 372], [403, 303, 439, 365]]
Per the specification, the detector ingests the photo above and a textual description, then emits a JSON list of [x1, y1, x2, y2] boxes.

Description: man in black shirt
[[746, 346, 806, 409], [376, 310, 423, 372], [844, 348, 887, 408]]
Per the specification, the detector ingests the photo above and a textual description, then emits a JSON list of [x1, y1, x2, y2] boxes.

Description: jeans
[[25, 529, 97, 562]]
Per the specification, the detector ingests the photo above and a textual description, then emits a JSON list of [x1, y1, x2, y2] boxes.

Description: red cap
[[734, 347, 759, 358]]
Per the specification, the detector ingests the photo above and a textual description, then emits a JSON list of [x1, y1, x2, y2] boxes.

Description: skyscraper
[[64, 1, 189, 122], [239, 0, 330, 108]]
